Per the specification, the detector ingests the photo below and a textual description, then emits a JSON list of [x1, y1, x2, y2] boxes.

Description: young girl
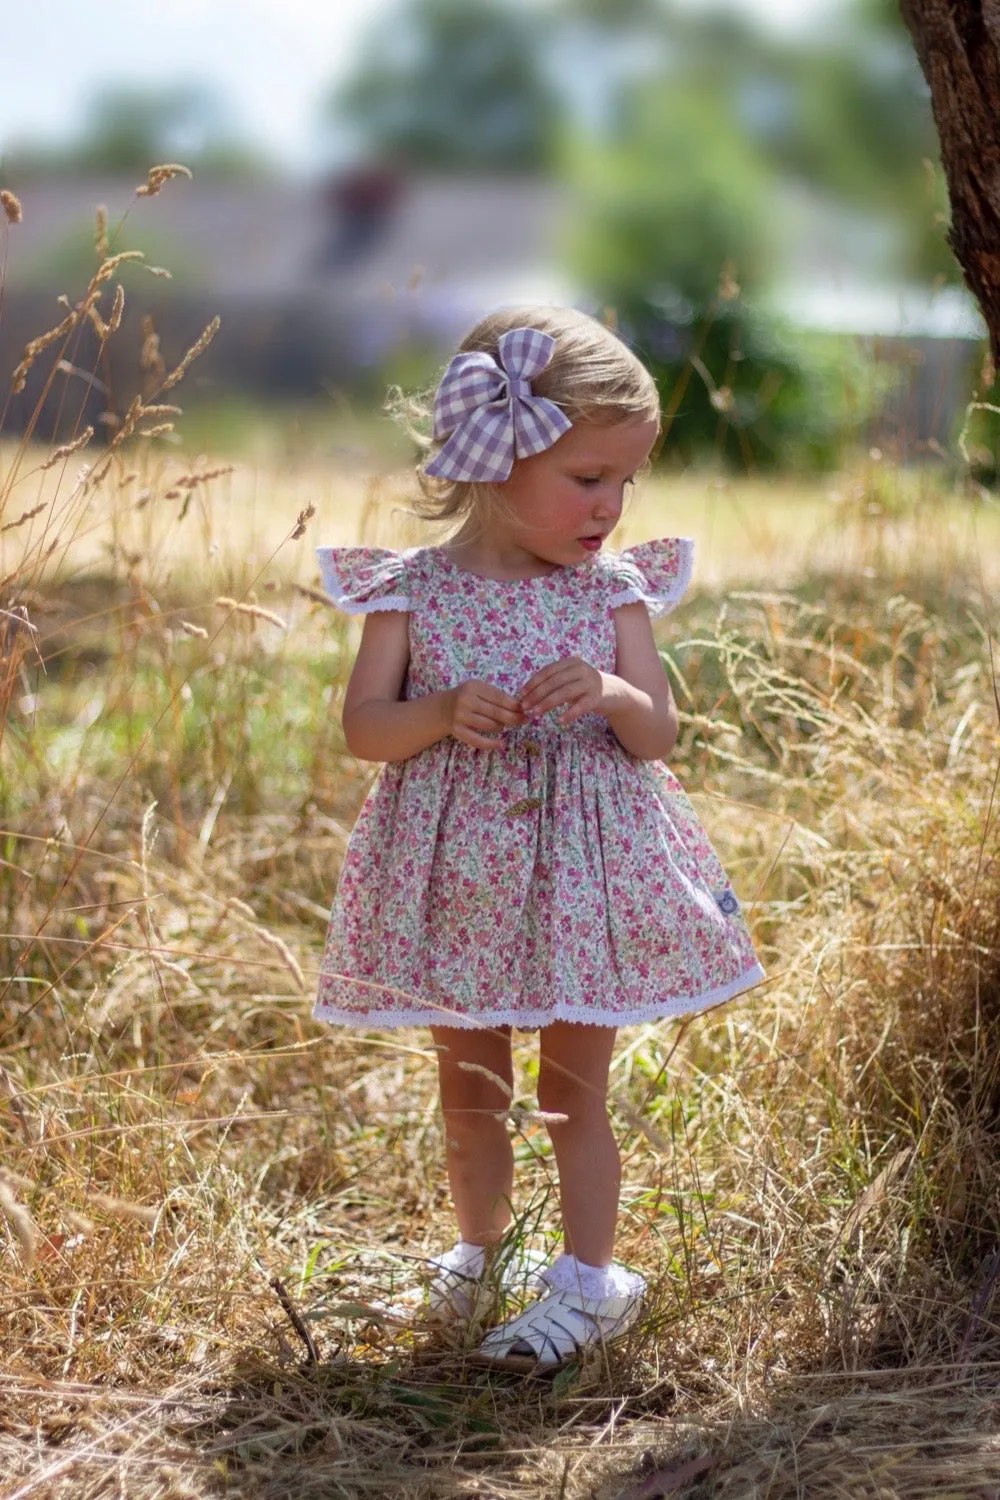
[[315, 308, 764, 1369]]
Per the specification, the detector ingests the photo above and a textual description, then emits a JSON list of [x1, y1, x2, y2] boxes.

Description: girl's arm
[[342, 611, 523, 762], [602, 602, 679, 760], [518, 602, 678, 761]]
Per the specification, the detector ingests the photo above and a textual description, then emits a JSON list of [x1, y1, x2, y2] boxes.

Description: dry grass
[[2, 202, 1000, 1499]]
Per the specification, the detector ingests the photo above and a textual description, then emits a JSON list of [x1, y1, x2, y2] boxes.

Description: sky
[[3, 0, 846, 174]]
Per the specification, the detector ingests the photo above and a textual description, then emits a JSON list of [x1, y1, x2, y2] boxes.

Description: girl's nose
[[593, 487, 623, 519]]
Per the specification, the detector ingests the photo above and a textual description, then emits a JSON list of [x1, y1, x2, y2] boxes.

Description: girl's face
[[495, 418, 659, 570]]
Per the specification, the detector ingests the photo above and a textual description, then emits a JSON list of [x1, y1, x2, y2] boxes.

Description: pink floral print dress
[[314, 540, 764, 1030]]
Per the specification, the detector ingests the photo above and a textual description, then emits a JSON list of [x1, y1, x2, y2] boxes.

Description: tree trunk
[[899, 0, 1000, 365]]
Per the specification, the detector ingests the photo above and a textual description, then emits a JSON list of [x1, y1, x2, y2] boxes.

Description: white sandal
[[427, 1240, 547, 1321], [473, 1254, 646, 1370]]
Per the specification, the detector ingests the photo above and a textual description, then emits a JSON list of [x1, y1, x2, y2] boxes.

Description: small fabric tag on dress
[[715, 889, 740, 916]]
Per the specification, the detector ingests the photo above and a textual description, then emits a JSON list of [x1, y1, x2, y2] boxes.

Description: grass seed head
[[87, 1192, 159, 1226], [10, 310, 78, 393], [107, 283, 125, 333], [158, 316, 221, 394], [141, 316, 167, 380], [1, 189, 23, 224], [135, 162, 193, 198], [1, 501, 49, 532], [0, 1183, 38, 1266], [215, 597, 287, 629], [39, 428, 94, 471], [95, 203, 109, 258], [291, 505, 316, 540], [250, 926, 306, 992]]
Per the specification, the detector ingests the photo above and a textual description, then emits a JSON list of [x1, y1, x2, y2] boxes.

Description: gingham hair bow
[[425, 327, 573, 484]]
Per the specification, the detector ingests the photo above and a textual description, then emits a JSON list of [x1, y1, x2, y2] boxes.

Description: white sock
[[541, 1252, 646, 1301], [431, 1239, 486, 1277]]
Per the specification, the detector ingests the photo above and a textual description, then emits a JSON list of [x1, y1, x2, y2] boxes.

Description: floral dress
[[314, 541, 764, 1030]]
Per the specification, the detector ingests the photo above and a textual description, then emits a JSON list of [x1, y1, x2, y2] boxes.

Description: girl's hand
[[446, 679, 525, 750], [519, 658, 608, 726]]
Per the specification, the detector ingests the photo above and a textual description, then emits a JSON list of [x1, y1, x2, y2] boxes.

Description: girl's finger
[[519, 669, 550, 696], [465, 711, 509, 732], [521, 670, 580, 709], [524, 687, 578, 718], [456, 727, 504, 750], [519, 665, 568, 699], [558, 697, 594, 726], [479, 686, 523, 714], [486, 704, 526, 726]]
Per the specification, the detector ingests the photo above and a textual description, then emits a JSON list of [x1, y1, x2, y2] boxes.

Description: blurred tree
[[571, 80, 776, 310], [329, 0, 562, 170], [553, 0, 951, 280], [77, 84, 225, 169], [568, 73, 866, 468], [793, 2, 950, 281], [4, 83, 261, 177], [898, 0, 1000, 364], [327, 0, 966, 463]]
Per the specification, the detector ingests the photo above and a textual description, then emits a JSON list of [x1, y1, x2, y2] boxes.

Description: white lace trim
[[335, 593, 411, 615], [608, 537, 695, 618], [316, 549, 411, 615], [540, 1254, 645, 1301], [313, 960, 766, 1030]]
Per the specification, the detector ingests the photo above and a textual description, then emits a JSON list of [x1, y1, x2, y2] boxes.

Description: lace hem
[[313, 961, 765, 1030]]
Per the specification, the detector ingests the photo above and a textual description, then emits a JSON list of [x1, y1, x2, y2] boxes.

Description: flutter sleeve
[[605, 537, 695, 618], [315, 546, 411, 614]]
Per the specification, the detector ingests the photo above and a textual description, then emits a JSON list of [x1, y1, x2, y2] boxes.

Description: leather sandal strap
[[479, 1285, 643, 1364]]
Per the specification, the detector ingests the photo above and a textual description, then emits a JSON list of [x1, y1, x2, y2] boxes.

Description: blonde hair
[[393, 306, 660, 525]]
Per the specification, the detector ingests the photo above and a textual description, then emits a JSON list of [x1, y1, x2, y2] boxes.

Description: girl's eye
[[576, 476, 601, 487]]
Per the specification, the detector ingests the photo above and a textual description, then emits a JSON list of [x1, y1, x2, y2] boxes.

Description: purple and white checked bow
[[425, 327, 573, 484]]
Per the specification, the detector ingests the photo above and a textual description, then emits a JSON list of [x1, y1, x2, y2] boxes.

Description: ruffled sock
[[539, 1252, 646, 1302]]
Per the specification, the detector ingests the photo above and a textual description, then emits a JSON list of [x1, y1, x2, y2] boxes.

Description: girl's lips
[[579, 536, 603, 552]]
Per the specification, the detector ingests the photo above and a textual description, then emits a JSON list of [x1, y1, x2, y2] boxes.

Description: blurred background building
[[0, 0, 991, 471]]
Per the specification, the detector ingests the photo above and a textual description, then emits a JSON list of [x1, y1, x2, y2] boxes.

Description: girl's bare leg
[[537, 1022, 619, 1267], [431, 1024, 515, 1246]]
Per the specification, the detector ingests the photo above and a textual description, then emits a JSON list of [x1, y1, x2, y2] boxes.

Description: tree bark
[[899, 0, 1000, 365]]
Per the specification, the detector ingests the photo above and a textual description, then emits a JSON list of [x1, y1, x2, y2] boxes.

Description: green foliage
[[770, 28, 953, 283], [1, 640, 343, 828], [958, 389, 1000, 485], [78, 83, 223, 170], [16, 222, 202, 292], [331, 0, 562, 171], [559, 0, 946, 271], [567, 81, 869, 467], [570, 82, 777, 309], [5, 82, 265, 178], [642, 305, 874, 470]]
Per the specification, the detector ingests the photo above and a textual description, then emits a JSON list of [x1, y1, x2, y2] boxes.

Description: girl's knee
[[442, 1102, 507, 1158], [433, 1028, 513, 1113], [438, 1066, 512, 1119], [537, 1068, 608, 1126]]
